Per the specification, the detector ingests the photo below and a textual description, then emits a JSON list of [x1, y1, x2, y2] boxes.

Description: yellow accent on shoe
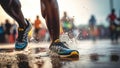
[[60, 51, 79, 58], [54, 39, 60, 43], [70, 51, 79, 57], [18, 28, 24, 31]]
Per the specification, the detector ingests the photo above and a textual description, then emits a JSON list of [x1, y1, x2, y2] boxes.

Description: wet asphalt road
[[0, 39, 120, 68]]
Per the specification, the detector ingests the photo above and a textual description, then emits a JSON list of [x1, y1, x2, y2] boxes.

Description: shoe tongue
[[54, 39, 60, 43]]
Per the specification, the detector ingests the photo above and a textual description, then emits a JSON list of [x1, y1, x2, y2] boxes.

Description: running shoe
[[49, 39, 79, 58], [15, 20, 32, 50]]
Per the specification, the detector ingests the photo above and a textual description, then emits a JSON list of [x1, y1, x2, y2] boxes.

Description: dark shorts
[[35, 28, 40, 34]]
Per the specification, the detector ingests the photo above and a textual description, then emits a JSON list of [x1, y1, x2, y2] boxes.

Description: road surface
[[0, 40, 120, 68]]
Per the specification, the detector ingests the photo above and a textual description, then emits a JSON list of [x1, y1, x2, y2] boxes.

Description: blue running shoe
[[49, 39, 79, 58], [15, 20, 32, 50]]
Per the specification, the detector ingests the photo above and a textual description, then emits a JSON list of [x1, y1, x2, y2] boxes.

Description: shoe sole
[[60, 51, 79, 61], [48, 50, 79, 59], [60, 51, 79, 58]]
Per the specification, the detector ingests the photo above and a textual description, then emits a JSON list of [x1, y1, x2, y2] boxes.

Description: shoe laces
[[50, 40, 69, 52]]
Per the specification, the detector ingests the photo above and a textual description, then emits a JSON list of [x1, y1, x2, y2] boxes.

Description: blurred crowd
[[60, 10, 120, 44], [0, 10, 120, 44], [0, 16, 50, 44], [0, 19, 17, 44]]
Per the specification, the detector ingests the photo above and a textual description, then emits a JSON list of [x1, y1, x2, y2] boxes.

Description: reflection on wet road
[[0, 40, 120, 68]]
